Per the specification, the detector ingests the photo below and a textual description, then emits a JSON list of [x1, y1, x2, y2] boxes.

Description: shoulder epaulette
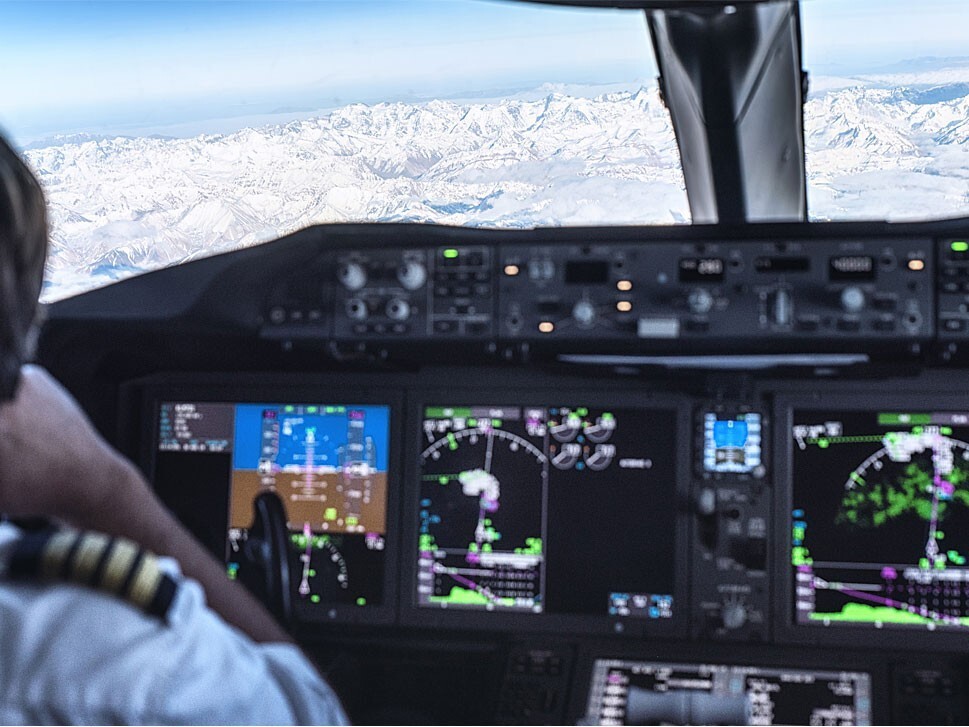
[[6, 526, 178, 620]]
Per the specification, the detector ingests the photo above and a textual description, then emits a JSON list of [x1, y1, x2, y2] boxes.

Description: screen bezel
[[137, 373, 403, 627], [774, 391, 969, 651], [399, 388, 691, 639]]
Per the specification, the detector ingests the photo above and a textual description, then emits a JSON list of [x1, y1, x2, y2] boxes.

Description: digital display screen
[[754, 256, 810, 273], [679, 257, 725, 282], [565, 260, 609, 284], [585, 660, 871, 726], [829, 255, 876, 281], [703, 412, 762, 474], [417, 405, 677, 619], [792, 410, 969, 632], [155, 402, 391, 608]]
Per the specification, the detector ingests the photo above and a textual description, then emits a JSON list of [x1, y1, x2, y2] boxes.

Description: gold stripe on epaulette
[[126, 554, 164, 610], [71, 532, 110, 583], [101, 539, 139, 593], [41, 530, 78, 581]]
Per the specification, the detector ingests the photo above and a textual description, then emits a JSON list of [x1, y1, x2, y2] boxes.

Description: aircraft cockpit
[[5, 0, 969, 723]]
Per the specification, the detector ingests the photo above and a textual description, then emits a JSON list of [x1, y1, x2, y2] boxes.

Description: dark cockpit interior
[[17, 0, 969, 724]]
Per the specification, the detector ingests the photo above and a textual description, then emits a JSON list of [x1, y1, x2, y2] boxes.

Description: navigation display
[[416, 405, 677, 620], [792, 410, 969, 632], [156, 401, 391, 609], [584, 660, 871, 726]]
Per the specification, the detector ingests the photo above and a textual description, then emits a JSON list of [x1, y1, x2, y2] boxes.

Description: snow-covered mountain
[[23, 76, 969, 301]]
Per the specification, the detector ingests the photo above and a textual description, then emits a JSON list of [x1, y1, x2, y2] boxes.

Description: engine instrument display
[[156, 401, 391, 608], [792, 410, 969, 632], [416, 404, 677, 620], [584, 659, 871, 726]]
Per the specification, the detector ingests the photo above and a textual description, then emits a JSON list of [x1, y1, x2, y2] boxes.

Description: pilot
[[0, 132, 348, 724]]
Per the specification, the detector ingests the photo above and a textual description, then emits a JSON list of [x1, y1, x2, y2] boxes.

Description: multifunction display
[[792, 410, 969, 632], [585, 660, 871, 726], [156, 402, 391, 609], [416, 405, 677, 619]]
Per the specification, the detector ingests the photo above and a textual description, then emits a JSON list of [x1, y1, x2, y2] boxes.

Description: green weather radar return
[[792, 410, 969, 631]]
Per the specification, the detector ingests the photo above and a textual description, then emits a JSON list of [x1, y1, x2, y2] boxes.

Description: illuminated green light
[[307, 406, 318, 414], [356, 597, 367, 606], [310, 595, 321, 604], [952, 241, 969, 253], [443, 248, 459, 259]]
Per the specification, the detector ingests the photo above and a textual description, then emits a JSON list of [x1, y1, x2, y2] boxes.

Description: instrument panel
[[133, 369, 969, 725], [59, 219, 969, 725]]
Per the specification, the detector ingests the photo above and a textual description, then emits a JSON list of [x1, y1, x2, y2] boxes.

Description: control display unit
[[584, 659, 872, 726], [154, 401, 392, 614], [416, 404, 678, 623], [792, 409, 969, 632]]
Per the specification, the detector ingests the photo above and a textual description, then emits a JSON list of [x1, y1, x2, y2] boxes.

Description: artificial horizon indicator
[[157, 401, 391, 609], [703, 411, 762, 474]]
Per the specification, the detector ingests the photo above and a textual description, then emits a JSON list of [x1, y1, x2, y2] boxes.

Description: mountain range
[[22, 74, 969, 300]]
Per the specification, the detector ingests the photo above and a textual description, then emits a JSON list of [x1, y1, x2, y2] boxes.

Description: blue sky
[[0, 0, 966, 145]]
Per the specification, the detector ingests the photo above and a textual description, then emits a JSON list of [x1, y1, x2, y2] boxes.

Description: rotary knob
[[338, 262, 367, 291], [528, 259, 555, 281], [840, 286, 865, 314], [688, 288, 714, 315], [346, 298, 368, 321], [721, 602, 748, 631], [386, 298, 411, 321], [572, 300, 597, 328], [397, 261, 427, 291]]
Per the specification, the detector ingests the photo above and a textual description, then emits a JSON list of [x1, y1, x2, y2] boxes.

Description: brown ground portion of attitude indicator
[[229, 470, 388, 533]]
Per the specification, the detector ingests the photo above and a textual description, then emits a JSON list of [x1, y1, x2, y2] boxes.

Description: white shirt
[[0, 523, 348, 725]]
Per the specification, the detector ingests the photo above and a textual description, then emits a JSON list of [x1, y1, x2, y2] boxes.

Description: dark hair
[[0, 134, 48, 401]]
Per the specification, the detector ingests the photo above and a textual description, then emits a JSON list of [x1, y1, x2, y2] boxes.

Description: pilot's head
[[0, 133, 48, 401]]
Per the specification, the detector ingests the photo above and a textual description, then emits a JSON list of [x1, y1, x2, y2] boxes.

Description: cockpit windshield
[[801, 0, 969, 222], [0, 0, 966, 301]]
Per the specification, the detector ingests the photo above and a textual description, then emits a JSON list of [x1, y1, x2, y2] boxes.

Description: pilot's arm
[[0, 524, 347, 724], [0, 366, 348, 725]]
